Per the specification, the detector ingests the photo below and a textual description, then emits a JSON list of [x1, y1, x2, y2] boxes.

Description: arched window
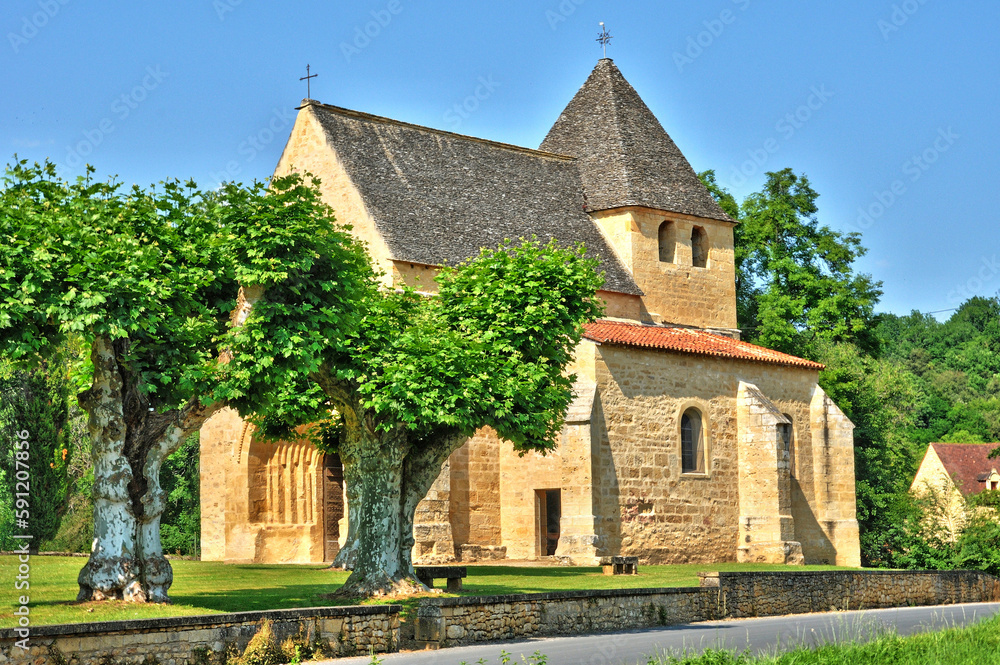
[[691, 226, 708, 268], [778, 417, 794, 478], [658, 221, 674, 263], [681, 408, 705, 474]]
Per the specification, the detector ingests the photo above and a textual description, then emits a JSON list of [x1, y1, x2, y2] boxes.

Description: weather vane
[[597, 22, 613, 58], [300, 64, 318, 99]]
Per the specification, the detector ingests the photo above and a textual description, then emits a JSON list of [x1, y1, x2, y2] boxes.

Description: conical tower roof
[[541, 59, 733, 222]]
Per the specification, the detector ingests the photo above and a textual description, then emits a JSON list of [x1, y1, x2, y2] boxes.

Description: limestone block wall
[[589, 207, 737, 330], [592, 345, 854, 565], [450, 428, 504, 560], [0, 606, 400, 665], [499, 436, 564, 560], [413, 571, 1000, 649], [415, 587, 718, 648], [412, 459, 456, 564], [809, 387, 862, 567], [711, 570, 1000, 618], [736, 382, 802, 564], [200, 408, 244, 561], [910, 446, 969, 539]]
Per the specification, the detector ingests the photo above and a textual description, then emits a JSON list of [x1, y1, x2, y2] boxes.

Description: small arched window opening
[[681, 408, 706, 474], [778, 417, 794, 478], [658, 221, 675, 263], [691, 226, 708, 268]]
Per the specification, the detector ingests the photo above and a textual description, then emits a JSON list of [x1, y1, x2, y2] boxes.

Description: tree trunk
[[331, 477, 359, 570], [77, 336, 143, 601], [398, 429, 467, 572], [136, 401, 220, 602], [78, 336, 221, 603], [335, 415, 425, 597]]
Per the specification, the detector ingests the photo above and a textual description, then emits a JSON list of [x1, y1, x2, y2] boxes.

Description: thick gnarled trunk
[[335, 413, 425, 597], [398, 430, 466, 572], [77, 336, 220, 603], [77, 336, 142, 601]]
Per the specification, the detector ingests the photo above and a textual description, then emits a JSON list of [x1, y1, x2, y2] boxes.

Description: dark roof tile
[[541, 59, 733, 222], [307, 102, 642, 296]]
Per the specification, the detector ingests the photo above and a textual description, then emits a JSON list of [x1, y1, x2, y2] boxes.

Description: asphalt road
[[324, 602, 1000, 665]]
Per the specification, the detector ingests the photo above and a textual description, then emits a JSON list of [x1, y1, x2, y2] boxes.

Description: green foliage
[[814, 341, 923, 565], [160, 434, 201, 557], [232, 620, 282, 665], [0, 160, 238, 409], [226, 235, 603, 452], [0, 357, 73, 548], [700, 168, 882, 357]]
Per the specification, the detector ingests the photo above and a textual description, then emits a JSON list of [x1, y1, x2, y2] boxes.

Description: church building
[[200, 59, 861, 567]]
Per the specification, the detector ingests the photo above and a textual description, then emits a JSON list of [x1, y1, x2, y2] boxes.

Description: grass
[[648, 614, 1000, 664], [0, 556, 851, 628]]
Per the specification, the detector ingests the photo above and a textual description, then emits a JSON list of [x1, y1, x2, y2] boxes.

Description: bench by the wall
[[600, 556, 638, 575], [415, 566, 467, 592]]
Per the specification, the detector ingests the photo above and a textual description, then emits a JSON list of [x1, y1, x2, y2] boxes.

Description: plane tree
[[0, 161, 369, 602], [223, 237, 604, 597]]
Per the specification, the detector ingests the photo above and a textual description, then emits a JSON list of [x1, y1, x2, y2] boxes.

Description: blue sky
[[3, 1, 998, 317]]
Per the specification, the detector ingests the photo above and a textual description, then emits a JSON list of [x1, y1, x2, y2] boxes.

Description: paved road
[[324, 602, 1000, 665]]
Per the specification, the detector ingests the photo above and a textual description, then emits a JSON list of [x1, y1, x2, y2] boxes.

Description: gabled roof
[[306, 102, 642, 296], [930, 443, 1000, 495], [540, 59, 734, 223], [582, 320, 824, 370]]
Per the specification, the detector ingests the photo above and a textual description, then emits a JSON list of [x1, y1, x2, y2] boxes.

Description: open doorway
[[535, 489, 561, 557]]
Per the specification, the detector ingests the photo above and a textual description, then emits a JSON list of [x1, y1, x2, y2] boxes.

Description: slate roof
[[307, 102, 642, 296], [582, 320, 825, 370], [541, 59, 733, 222], [931, 443, 1000, 495]]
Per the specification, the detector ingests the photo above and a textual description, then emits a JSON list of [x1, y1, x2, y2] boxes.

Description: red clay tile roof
[[931, 443, 1000, 495], [582, 320, 825, 370]]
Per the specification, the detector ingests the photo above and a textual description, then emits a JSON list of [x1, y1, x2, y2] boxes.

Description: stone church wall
[[590, 208, 738, 330], [591, 345, 857, 566]]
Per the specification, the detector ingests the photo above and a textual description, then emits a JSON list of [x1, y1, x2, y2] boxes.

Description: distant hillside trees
[[702, 169, 1000, 569]]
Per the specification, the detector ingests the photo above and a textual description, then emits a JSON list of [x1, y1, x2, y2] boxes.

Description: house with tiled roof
[[200, 59, 861, 568], [911, 443, 1000, 538]]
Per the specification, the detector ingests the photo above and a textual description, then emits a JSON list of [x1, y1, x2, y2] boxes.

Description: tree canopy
[[0, 160, 370, 602], [701, 168, 883, 357], [222, 234, 604, 595]]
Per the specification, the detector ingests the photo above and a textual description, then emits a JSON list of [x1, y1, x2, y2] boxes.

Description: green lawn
[[0, 556, 851, 628]]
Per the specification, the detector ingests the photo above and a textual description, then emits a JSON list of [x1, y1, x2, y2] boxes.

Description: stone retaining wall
[[416, 570, 1000, 648], [5, 572, 999, 658], [706, 569, 1000, 618], [415, 587, 719, 647], [0, 605, 400, 665]]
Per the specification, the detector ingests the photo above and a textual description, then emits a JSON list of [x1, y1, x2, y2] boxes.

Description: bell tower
[[541, 59, 738, 331]]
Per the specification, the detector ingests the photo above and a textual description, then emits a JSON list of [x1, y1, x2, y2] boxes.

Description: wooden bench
[[600, 556, 638, 576], [414, 565, 467, 592]]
